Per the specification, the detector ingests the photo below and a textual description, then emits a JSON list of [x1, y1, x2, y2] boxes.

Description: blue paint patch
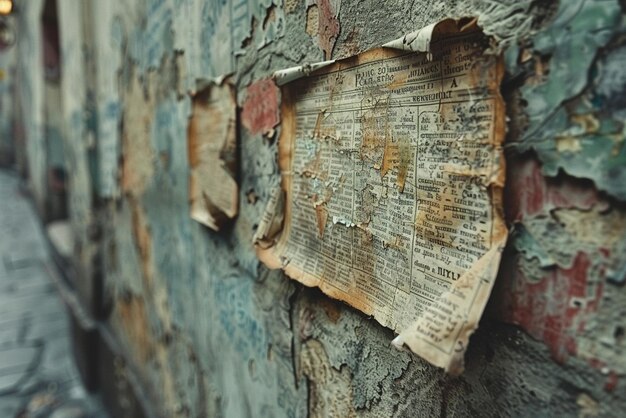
[[128, 0, 174, 71], [511, 0, 626, 200]]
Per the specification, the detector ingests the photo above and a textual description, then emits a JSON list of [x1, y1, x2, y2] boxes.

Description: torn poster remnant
[[188, 81, 238, 231], [255, 18, 507, 374]]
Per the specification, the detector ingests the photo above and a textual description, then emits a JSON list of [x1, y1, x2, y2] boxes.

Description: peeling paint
[[7, 0, 626, 416], [300, 339, 356, 417], [501, 152, 626, 373], [305, 4, 319, 37], [121, 74, 156, 196], [116, 293, 155, 364], [518, 0, 620, 138], [241, 78, 281, 136], [306, 0, 341, 60], [511, 0, 626, 200]]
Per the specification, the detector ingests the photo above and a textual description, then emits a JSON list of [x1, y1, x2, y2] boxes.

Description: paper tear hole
[[570, 297, 585, 309], [247, 188, 259, 204], [280, 256, 291, 267], [614, 326, 624, 341], [248, 359, 256, 378]]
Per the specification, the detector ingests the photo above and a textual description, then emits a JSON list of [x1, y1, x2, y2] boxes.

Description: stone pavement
[[0, 169, 108, 418]]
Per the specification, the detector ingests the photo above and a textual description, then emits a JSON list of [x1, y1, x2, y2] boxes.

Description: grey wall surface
[[3, 0, 626, 417], [0, 23, 16, 166]]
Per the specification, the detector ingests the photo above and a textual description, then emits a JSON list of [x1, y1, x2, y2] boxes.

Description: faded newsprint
[[255, 19, 507, 374], [188, 81, 238, 231]]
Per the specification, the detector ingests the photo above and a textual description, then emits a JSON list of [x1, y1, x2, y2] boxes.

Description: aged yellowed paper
[[256, 19, 507, 374], [188, 82, 238, 231]]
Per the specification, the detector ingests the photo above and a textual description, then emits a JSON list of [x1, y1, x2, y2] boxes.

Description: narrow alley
[[0, 169, 106, 418], [1, 1, 625, 416]]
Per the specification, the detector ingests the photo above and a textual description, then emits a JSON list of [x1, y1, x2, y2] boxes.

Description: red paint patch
[[500, 252, 603, 363], [588, 358, 606, 370], [505, 155, 600, 222], [496, 152, 616, 371], [605, 371, 619, 392], [241, 78, 280, 136], [317, 0, 340, 60]]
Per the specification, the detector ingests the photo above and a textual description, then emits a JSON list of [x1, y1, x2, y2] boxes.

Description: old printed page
[[188, 82, 238, 231], [256, 19, 507, 374]]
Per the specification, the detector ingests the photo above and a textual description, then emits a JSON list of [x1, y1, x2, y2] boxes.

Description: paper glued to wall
[[188, 81, 238, 231], [255, 18, 507, 374]]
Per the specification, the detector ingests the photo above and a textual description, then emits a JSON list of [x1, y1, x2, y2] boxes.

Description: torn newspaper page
[[255, 18, 507, 374], [188, 81, 238, 231]]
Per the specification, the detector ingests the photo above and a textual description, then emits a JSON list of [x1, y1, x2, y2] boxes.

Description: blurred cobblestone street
[[0, 169, 107, 418]]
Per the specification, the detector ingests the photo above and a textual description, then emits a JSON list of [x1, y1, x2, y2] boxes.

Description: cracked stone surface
[[0, 169, 107, 418]]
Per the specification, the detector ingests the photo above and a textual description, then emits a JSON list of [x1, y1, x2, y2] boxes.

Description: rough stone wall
[[56, 0, 101, 311], [4, 0, 626, 417], [13, 0, 46, 211], [0, 24, 16, 165]]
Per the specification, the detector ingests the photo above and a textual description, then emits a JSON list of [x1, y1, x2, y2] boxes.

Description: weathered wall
[[14, 0, 46, 211], [56, 0, 101, 311], [0, 17, 16, 165], [4, 0, 626, 417]]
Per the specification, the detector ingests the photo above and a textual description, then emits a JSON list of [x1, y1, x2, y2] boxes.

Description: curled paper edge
[[273, 18, 478, 88], [253, 186, 285, 252], [391, 243, 506, 375], [382, 21, 438, 52], [192, 74, 231, 95], [273, 60, 336, 86], [382, 18, 478, 53]]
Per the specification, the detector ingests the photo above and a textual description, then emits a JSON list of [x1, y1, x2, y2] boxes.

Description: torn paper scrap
[[253, 186, 285, 250], [188, 81, 238, 231], [255, 18, 508, 374]]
